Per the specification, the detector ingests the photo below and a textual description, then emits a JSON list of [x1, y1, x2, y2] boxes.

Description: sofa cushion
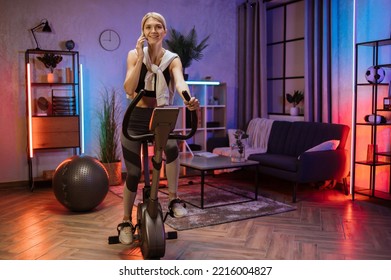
[[248, 153, 298, 172], [267, 121, 349, 157], [266, 121, 292, 154]]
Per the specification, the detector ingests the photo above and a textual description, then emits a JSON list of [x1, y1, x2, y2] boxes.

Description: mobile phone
[[139, 32, 146, 45]]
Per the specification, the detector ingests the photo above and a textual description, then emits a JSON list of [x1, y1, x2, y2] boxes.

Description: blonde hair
[[141, 12, 167, 33]]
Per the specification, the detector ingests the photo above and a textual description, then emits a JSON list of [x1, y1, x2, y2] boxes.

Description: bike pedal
[[108, 236, 120, 244], [166, 231, 178, 240], [133, 234, 140, 240]]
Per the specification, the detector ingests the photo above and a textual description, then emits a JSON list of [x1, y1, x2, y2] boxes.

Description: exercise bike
[[108, 89, 197, 259]]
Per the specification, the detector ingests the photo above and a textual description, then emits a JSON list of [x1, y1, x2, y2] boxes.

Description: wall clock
[[99, 29, 121, 51]]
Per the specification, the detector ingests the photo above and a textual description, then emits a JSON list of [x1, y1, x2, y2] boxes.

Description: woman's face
[[143, 17, 166, 45]]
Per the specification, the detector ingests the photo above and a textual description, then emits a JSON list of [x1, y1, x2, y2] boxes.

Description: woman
[[119, 12, 199, 245]]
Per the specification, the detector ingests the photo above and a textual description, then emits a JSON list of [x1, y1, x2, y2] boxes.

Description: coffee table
[[179, 154, 259, 209]]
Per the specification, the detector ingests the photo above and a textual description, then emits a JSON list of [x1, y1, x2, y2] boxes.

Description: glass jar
[[231, 143, 245, 162]]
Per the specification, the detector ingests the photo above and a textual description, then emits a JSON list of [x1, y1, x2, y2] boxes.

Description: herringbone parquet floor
[[1, 172, 391, 260]]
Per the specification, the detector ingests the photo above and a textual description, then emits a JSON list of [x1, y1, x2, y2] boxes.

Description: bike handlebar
[[122, 90, 198, 142]]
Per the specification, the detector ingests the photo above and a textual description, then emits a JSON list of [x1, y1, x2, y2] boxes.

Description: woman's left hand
[[185, 97, 200, 111]]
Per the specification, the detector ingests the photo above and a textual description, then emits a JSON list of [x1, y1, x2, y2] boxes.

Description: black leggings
[[121, 107, 179, 192]]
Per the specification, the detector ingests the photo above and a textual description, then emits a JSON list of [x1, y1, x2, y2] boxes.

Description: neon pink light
[[27, 63, 33, 158]]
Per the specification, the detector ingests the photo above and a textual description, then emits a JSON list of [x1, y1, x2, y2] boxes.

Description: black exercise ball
[[52, 155, 109, 212]]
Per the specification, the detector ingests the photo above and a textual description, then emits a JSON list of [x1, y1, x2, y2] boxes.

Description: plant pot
[[290, 106, 300, 116], [102, 161, 122, 186]]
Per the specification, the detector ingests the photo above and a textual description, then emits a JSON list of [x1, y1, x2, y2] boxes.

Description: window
[[266, 0, 305, 115]]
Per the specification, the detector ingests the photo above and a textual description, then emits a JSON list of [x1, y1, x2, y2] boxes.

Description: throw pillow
[[298, 140, 340, 159], [305, 140, 340, 152]]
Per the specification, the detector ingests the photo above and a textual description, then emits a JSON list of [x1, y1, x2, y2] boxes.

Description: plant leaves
[[97, 87, 122, 163], [37, 53, 63, 72], [165, 26, 210, 70]]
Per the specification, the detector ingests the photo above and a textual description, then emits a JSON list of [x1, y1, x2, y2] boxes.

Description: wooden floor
[[1, 173, 391, 260]]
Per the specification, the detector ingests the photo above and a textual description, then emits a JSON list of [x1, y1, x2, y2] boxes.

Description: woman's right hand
[[136, 34, 146, 60]]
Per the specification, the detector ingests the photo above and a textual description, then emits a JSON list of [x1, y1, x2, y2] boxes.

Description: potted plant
[[97, 87, 122, 185], [165, 26, 210, 80], [37, 53, 63, 83], [231, 129, 248, 162], [286, 90, 304, 116]]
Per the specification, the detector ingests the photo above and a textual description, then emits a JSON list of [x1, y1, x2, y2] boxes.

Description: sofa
[[207, 118, 350, 202]]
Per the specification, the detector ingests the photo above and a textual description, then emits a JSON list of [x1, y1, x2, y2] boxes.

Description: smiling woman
[[119, 11, 200, 247]]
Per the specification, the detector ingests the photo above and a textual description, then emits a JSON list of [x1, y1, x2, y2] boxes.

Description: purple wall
[[0, 0, 239, 182]]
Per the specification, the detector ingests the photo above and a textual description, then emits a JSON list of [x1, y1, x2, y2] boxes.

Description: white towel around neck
[[143, 47, 178, 106]]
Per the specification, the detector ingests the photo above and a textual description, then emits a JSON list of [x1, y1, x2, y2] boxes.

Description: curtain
[[237, 0, 268, 130], [304, 0, 332, 122]]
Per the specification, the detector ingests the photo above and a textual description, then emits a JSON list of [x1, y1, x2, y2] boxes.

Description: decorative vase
[[54, 69, 64, 83], [231, 143, 245, 163], [65, 67, 73, 83], [290, 106, 300, 116], [47, 73, 55, 83], [102, 161, 122, 186]]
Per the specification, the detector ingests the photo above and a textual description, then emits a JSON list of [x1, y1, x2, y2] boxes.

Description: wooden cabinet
[[25, 49, 84, 190], [32, 116, 80, 149], [351, 39, 391, 200], [171, 81, 227, 152]]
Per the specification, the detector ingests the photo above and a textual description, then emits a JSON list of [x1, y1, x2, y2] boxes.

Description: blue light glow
[[186, 81, 220, 85], [80, 64, 85, 154]]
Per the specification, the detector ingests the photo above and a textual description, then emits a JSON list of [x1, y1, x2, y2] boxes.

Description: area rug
[[109, 175, 296, 231]]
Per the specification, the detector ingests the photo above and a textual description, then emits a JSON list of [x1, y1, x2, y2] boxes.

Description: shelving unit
[[25, 49, 84, 190], [171, 81, 227, 153], [351, 39, 391, 200]]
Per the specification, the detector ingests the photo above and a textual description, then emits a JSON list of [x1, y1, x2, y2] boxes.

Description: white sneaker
[[117, 221, 133, 245], [170, 199, 188, 218]]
